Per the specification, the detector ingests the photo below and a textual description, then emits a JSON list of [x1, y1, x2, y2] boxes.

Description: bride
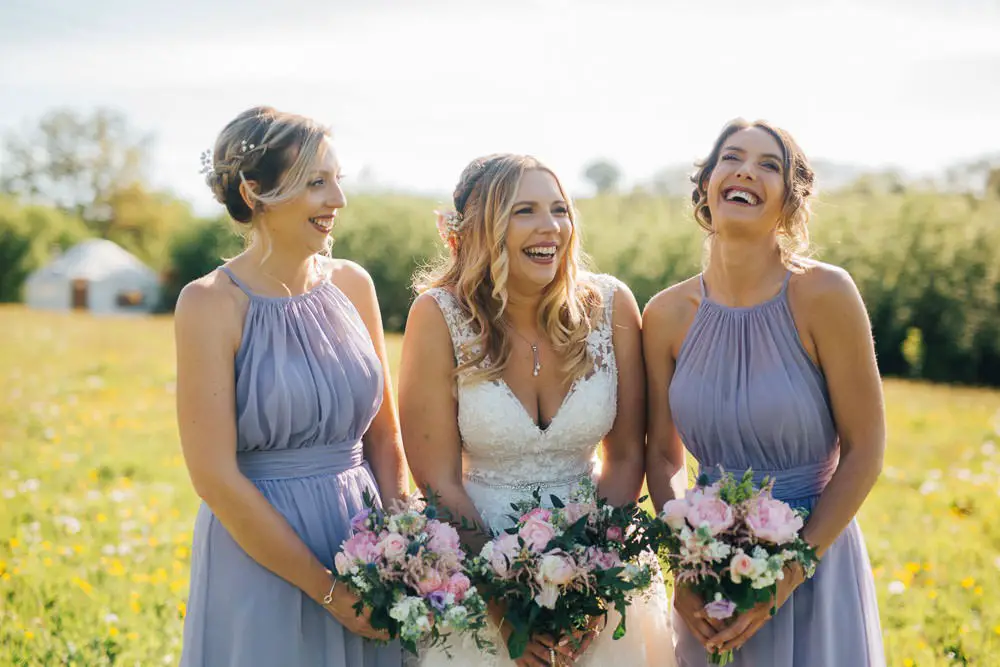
[[398, 154, 675, 667]]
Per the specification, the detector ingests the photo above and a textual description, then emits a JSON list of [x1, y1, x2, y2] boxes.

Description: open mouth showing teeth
[[524, 246, 557, 259], [309, 216, 334, 233], [724, 188, 760, 206]]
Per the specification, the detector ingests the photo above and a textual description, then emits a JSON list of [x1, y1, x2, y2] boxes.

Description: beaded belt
[[463, 469, 591, 490]]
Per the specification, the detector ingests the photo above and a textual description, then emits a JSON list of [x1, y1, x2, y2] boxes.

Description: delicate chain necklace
[[508, 327, 542, 377]]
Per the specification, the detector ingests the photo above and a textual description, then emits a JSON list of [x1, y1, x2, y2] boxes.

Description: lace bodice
[[426, 274, 621, 533]]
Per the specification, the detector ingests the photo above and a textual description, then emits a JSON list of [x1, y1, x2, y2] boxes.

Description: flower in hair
[[434, 209, 463, 253]]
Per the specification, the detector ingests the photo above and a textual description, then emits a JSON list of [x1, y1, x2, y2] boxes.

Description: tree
[[583, 159, 622, 194], [0, 108, 151, 235], [0, 196, 91, 302]]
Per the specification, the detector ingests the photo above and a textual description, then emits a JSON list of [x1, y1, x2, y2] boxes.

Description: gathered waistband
[[237, 444, 364, 481], [699, 455, 838, 503]]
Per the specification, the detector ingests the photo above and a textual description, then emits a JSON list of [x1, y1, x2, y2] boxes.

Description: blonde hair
[[205, 106, 332, 253], [415, 154, 601, 384], [691, 118, 816, 269]]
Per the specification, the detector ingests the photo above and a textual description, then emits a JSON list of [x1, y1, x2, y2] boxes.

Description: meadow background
[[2, 3, 1000, 661], [2, 114, 1000, 665]]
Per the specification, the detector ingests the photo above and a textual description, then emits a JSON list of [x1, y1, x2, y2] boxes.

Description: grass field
[[1, 306, 999, 666]]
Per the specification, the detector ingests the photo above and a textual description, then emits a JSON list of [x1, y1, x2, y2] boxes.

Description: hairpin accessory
[[199, 149, 214, 176]]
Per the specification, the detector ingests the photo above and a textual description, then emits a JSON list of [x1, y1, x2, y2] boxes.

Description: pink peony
[[341, 531, 380, 564], [446, 572, 471, 601], [519, 517, 557, 553], [729, 551, 755, 584], [585, 546, 622, 571], [486, 533, 521, 578], [426, 521, 462, 556], [745, 495, 804, 544], [537, 552, 577, 586], [563, 503, 595, 525], [334, 551, 352, 576], [377, 531, 408, 561], [661, 498, 689, 531], [605, 525, 624, 542], [685, 491, 735, 536], [415, 568, 447, 596]]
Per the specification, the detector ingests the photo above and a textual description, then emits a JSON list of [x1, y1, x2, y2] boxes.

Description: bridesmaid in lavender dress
[[644, 119, 886, 666], [175, 107, 407, 667]]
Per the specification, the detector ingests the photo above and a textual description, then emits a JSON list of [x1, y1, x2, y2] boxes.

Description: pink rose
[[685, 491, 735, 536], [377, 531, 408, 561], [537, 552, 577, 586], [519, 517, 557, 553], [426, 520, 461, 556], [661, 498, 689, 531], [446, 572, 471, 601], [605, 525, 624, 542], [585, 546, 622, 571], [534, 582, 560, 609], [729, 551, 755, 584], [745, 495, 804, 544], [341, 531, 380, 564], [416, 568, 447, 596], [522, 507, 553, 523]]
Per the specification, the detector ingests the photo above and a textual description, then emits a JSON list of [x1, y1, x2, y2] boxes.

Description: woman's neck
[[241, 242, 318, 297], [704, 234, 786, 306]]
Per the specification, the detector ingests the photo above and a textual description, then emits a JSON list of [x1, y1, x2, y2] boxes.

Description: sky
[[1, 0, 999, 214]]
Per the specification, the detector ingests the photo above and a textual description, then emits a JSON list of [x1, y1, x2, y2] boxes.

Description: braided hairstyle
[[204, 106, 330, 225]]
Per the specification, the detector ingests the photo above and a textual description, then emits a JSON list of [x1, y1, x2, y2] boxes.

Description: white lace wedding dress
[[413, 274, 676, 667]]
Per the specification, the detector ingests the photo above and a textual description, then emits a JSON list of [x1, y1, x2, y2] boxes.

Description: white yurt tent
[[25, 239, 160, 315]]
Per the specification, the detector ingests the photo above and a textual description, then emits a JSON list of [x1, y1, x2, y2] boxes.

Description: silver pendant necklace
[[510, 328, 542, 377]]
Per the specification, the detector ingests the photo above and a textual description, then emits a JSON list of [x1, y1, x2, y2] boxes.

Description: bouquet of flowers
[[652, 469, 819, 665], [333, 492, 491, 656], [471, 479, 657, 660]]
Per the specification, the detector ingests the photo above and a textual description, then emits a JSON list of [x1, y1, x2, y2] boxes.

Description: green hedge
[[158, 190, 1000, 386]]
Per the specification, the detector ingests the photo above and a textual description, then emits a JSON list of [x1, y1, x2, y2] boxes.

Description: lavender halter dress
[[668, 273, 884, 667], [180, 266, 402, 667]]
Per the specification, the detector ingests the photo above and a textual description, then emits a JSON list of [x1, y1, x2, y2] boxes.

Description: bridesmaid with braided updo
[[176, 106, 406, 667]]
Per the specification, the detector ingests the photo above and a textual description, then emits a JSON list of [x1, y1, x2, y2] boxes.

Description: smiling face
[[704, 127, 787, 235], [256, 137, 346, 255], [503, 168, 574, 295]]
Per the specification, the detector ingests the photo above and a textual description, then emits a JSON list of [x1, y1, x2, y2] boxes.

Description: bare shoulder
[[407, 291, 451, 337], [175, 271, 243, 330], [790, 260, 863, 311], [324, 257, 374, 295], [583, 273, 639, 326], [643, 275, 701, 332]]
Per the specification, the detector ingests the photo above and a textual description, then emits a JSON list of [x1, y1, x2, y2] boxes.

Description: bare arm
[[797, 267, 885, 557], [398, 293, 490, 553], [175, 281, 339, 607], [331, 260, 408, 507], [642, 289, 691, 512], [596, 282, 646, 507]]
